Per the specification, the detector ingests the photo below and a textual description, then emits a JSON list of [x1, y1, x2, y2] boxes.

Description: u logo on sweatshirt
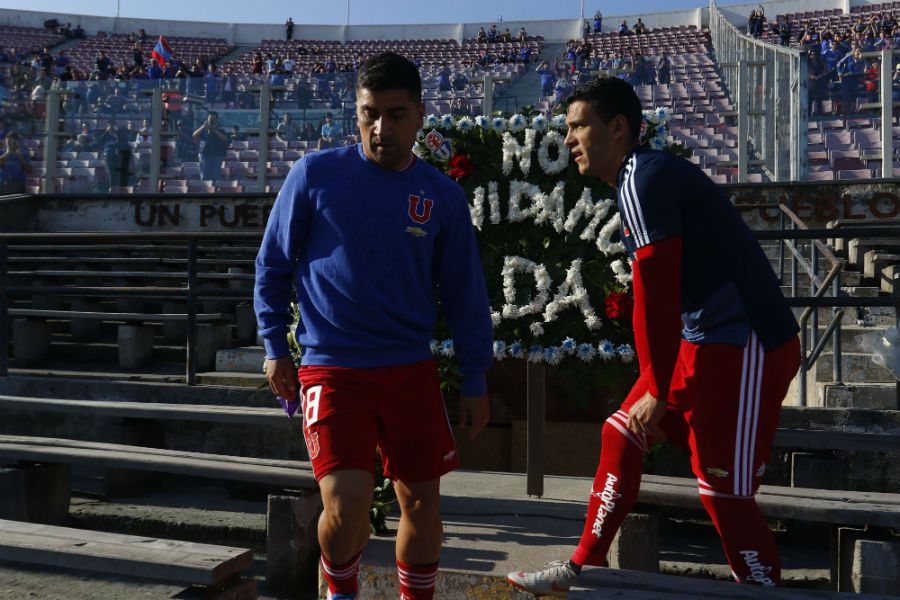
[[408, 194, 434, 224]]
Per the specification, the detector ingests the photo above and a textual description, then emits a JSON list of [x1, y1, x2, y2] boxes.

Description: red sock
[[397, 560, 438, 600], [321, 551, 361, 597], [571, 411, 647, 566], [699, 493, 780, 585]]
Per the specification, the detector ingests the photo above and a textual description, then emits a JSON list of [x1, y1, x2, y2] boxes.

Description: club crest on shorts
[[304, 431, 320, 460], [706, 467, 730, 478], [408, 194, 434, 224]]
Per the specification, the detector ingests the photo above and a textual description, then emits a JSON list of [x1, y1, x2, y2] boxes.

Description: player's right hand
[[265, 356, 297, 399]]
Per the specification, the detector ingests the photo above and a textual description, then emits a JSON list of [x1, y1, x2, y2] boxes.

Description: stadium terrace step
[[816, 325, 883, 353], [0, 519, 256, 597], [216, 346, 266, 373], [813, 351, 897, 384], [196, 371, 267, 388], [819, 383, 899, 410], [569, 567, 895, 599]]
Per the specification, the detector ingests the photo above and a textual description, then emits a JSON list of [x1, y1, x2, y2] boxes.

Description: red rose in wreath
[[605, 291, 633, 321], [447, 154, 474, 179]]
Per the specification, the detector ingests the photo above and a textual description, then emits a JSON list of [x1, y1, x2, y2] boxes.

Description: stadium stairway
[[759, 239, 898, 410], [500, 42, 566, 113]]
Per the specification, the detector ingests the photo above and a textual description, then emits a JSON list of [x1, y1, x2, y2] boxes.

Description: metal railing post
[[810, 242, 819, 352], [880, 48, 893, 179], [526, 361, 545, 497], [186, 239, 198, 385], [482, 75, 494, 116], [149, 86, 163, 193], [791, 53, 809, 181], [0, 240, 7, 378], [257, 80, 270, 194], [832, 276, 842, 384], [42, 90, 61, 194], [791, 221, 798, 297], [778, 210, 786, 283], [737, 59, 748, 183]]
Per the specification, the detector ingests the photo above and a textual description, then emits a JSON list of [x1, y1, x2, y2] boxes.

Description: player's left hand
[[626, 391, 666, 439], [459, 395, 489, 440]]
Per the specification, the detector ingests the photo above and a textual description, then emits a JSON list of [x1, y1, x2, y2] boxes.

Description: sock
[[321, 551, 361, 598], [567, 559, 582, 575], [571, 413, 646, 567], [699, 493, 781, 586], [397, 560, 438, 600]]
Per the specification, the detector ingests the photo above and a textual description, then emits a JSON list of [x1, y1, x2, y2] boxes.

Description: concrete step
[[215, 346, 266, 373], [819, 382, 899, 409], [196, 371, 266, 388], [816, 325, 883, 353], [813, 351, 898, 383], [794, 305, 895, 327]]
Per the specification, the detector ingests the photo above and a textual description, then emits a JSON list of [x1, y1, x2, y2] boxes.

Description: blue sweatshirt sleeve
[[254, 159, 310, 359], [437, 186, 493, 396]]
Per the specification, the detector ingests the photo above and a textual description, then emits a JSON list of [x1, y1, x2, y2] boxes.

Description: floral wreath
[[414, 106, 686, 366]]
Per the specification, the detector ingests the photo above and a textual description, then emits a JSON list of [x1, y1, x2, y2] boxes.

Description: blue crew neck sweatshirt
[[254, 143, 493, 396]]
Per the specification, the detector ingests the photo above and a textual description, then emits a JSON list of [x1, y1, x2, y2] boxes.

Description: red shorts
[[619, 333, 800, 497], [296, 359, 459, 482]]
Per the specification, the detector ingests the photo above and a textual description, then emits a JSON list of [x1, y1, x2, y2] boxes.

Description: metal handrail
[[0, 232, 262, 384], [775, 203, 844, 407]]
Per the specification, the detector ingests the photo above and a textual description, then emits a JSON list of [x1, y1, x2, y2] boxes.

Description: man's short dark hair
[[569, 77, 642, 141], [356, 52, 421, 102]]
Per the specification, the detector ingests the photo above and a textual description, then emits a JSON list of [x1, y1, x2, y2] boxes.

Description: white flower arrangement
[[531, 114, 548, 131], [542, 259, 602, 330], [550, 114, 568, 131], [507, 180, 541, 223], [537, 130, 570, 175], [508, 114, 527, 132], [491, 117, 507, 132], [596, 212, 625, 256], [470, 185, 485, 230], [439, 114, 456, 130], [440, 339, 455, 357], [475, 115, 490, 129], [576, 342, 597, 362], [531, 181, 566, 233], [456, 116, 474, 131], [429, 336, 633, 364], [501, 129, 536, 177], [529, 322, 545, 336], [491, 311, 502, 327], [611, 258, 633, 286], [487, 181, 501, 225], [501, 255, 551, 319], [598, 339, 617, 360], [544, 346, 562, 365], [617, 344, 635, 363], [424, 114, 439, 128]]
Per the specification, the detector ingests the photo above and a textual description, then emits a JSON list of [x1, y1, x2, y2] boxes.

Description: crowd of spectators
[[475, 24, 530, 44], [41, 18, 86, 41], [782, 11, 900, 113]]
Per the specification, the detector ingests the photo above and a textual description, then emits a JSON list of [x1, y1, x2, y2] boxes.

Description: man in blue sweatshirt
[[254, 52, 493, 600]]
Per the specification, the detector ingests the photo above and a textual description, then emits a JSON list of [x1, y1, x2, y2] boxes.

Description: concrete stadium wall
[[2, 1, 891, 47], [0, 6, 704, 45], [2, 180, 899, 233]]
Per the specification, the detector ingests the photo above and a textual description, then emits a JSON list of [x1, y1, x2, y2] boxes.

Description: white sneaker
[[507, 559, 579, 597]]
